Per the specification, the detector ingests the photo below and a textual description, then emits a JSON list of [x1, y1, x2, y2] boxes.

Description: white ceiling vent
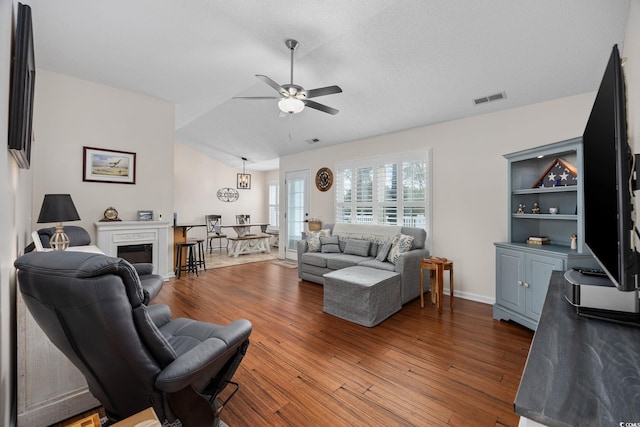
[[473, 91, 507, 105], [306, 138, 321, 144]]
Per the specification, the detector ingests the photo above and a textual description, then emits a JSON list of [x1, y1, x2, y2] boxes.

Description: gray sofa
[[297, 224, 429, 304]]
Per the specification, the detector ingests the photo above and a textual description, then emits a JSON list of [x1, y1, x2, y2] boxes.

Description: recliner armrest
[[132, 263, 154, 276], [147, 304, 172, 327], [155, 319, 252, 392]]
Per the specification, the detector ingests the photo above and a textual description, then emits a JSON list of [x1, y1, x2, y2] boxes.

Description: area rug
[[271, 260, 298, 269], [205, 247, 277, 268]]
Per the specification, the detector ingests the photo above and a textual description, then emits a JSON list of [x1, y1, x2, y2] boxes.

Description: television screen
[[583, 44, 638, 292], [7, 3, 35, 169]]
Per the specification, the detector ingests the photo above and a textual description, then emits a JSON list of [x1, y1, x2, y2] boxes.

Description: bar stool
[[419, 257, 454, 313], [175, 241, 198, 278], [187, 237, 207, 272]]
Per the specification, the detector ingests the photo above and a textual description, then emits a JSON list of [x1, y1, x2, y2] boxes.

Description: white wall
[[1, 1, 34, 425], [173, 141, 268, 240], [625, 1, 640, 157], [281, 93, 595, 302], [31, 70, 175, 273]]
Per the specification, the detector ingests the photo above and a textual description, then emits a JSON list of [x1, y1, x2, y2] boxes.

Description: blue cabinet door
[[524, 253, 564, 319], [496, 248, 525, 314]]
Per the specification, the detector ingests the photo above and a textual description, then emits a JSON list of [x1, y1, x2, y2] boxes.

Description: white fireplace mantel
[[95, 220, 171, 278]]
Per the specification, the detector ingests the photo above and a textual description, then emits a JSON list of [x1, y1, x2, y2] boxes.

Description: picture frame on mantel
[[83, 146, 136, 184]]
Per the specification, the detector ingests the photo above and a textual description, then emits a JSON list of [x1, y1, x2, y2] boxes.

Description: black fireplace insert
[[117, 244, 152, 264]]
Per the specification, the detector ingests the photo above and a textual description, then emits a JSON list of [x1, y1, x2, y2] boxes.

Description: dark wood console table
[[515, 271, 640, 426]]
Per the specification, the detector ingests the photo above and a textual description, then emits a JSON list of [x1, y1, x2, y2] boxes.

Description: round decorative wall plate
[[315, 167, 333, 191], [217, 187, 240, 202]]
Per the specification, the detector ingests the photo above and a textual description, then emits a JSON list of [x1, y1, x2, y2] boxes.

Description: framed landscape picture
[[83, 146, 136, 184]]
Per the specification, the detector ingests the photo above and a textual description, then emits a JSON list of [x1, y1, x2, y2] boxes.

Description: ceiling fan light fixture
[[278, 97, 305, 114]]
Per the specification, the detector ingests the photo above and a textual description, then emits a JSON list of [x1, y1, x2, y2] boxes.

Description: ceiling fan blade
[[302, 99, 339, 115], [256, 74, 288, 96], [232, 96, 280, 100], [304, 85, 343, 99]]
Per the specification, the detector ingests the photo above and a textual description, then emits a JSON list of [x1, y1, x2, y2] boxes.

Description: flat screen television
[[583, 44, 639, 292], [7, 3, 35, 169]]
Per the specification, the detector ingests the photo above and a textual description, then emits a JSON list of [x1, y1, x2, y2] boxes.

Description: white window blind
[[335, 151, 431, 232]]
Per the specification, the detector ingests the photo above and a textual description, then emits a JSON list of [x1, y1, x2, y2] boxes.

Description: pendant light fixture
[[237, 157, 251, 189]]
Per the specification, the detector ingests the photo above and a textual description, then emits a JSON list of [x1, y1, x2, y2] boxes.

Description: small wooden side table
[[419, 257, 454, 313]]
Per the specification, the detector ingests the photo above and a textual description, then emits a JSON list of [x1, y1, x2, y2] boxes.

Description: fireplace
[[117, 243, 153, 264], [95, 220, 171, 278]]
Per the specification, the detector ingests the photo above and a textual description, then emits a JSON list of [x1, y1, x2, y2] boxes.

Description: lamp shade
[[278, 97, 305, 114], [37, 194, 81, 223]]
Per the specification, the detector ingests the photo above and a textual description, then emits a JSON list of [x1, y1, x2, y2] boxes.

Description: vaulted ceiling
[[23, 0, 630, 170]]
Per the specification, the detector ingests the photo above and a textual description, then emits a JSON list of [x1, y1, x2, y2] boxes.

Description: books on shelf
[[527, 236, 550, 245], [527, 236, 551, 245], [526, 239, 550, 245]]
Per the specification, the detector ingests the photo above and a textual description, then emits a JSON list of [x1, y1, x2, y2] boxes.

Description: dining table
[[220, 223, 271, 257], [220, 223, 269, 238]]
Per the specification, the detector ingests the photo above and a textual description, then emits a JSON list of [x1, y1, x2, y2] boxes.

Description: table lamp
[[37, 194, 81, 251]]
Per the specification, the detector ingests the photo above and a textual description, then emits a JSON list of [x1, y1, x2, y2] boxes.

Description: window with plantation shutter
[[335, 151, 431, 235], [268, 181, 279, 227]]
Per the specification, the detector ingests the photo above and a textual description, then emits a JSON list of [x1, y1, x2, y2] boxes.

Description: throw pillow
[[320, 235, 341, 253], [306, 229, 330, 252], [388, 234, 414, 264], [375, 241, 393, 262], [343, 239, 371, 257]]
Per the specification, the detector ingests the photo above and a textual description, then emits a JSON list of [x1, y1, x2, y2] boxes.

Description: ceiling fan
[[234, 39, 342, 115]]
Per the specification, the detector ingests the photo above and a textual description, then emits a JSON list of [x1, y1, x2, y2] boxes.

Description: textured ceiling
[[22, 0, 631, 170]]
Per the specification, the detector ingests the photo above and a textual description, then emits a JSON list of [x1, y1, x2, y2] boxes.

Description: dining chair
[[206, 214, 228, 253], [235, 214, 250, 225], [235, 215, 256, 236]]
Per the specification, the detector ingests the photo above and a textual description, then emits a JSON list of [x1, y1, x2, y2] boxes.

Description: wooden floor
[[150, 260, 534, 427]]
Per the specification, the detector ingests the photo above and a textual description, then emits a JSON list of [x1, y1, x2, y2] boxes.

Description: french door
[[285, 169, 309, 260]]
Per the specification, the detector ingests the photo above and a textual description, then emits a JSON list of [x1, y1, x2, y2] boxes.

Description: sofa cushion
[[320, 236, 341, 253], [369, 242, 379, 257], [358, 259, 396, 272], [344, 239, 371, 257], [326, 255, 372, 270], [375, 241, 393, 262], [306, 229, 330, 252], [388, 234, 414, 264], [400, 227, 426, 249], [301, 252, 330, 268]]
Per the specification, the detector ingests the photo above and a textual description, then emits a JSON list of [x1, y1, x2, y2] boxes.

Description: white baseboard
[[443, 288, 495, 306]]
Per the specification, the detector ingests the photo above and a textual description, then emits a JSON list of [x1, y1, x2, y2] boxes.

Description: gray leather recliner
[[14, 251, 252, 426], [33, 225, 163, 302]]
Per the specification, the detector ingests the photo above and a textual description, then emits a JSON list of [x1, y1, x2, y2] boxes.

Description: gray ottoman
[[323, 266, 402, 327]]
